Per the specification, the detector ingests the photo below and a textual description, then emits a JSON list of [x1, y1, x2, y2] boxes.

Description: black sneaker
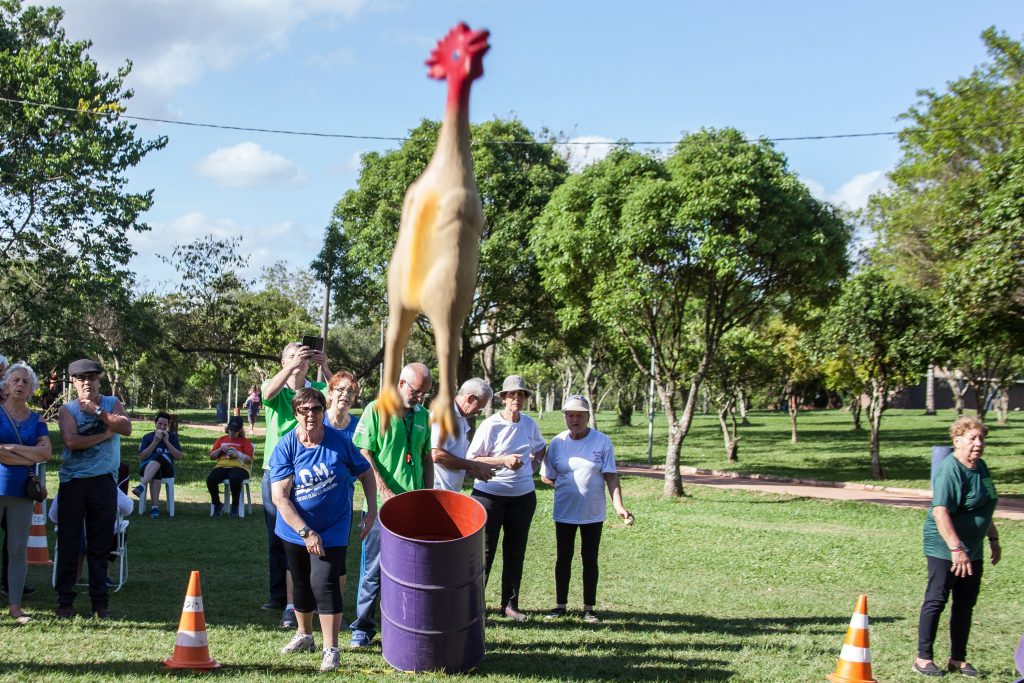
[[544, 607, 567, 620], [582, 610, 601, 624]]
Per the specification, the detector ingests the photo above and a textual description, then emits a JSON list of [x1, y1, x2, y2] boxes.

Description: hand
[[79, 399, 100, 416], [616, 506, 632, 522], [360, 509, 377, 541], [470, 461, 495, 481], [310, 350, 327, 367], [990, 539, 1001, 565], [502, 455, 522, 470], [951, 549, 973, 577], [304, 529, 324, 558], [288, 347, 315, 370]]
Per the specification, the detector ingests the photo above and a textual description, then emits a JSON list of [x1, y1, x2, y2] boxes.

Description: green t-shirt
[[261, 381, 327, 470], [351, 399, 430, 501], [923, 455, 998, 561]]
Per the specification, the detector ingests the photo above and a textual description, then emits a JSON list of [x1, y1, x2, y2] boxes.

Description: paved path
[[618, 465, 1024, 521]]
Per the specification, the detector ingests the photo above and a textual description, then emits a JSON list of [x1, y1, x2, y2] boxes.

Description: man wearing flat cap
[[54, 358, 132, 619]]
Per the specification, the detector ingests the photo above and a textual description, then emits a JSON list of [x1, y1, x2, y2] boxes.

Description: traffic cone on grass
[[26, 501, 51, 565], [827, 594, 877, 683], [164, 571, 221, 670]]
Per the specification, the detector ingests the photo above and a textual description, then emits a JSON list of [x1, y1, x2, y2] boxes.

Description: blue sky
[[53, 0, 1024, 291]]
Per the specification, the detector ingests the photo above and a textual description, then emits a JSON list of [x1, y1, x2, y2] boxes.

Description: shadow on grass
[[1, 661, 330, 677]]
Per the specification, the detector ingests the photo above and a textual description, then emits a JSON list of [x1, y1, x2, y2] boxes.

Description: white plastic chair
[[137, 478, 175, 516], [210, 479, 252, 518], [51, 512, 129, 592]]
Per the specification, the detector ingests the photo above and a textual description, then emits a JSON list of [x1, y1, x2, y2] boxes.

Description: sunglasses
[[73, 372, 101, 381], [296, 406, 325, 416]]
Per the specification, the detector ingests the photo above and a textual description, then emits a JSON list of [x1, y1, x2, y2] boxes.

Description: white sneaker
[[281, 632, 315, 654], [320, 647, 341, 671]]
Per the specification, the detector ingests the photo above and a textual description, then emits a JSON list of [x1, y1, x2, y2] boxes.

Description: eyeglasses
[[401, 380, 430, 399], [295, 406, 325, 416], [333, 386, 358, 396], [72, 373, 101, 381]]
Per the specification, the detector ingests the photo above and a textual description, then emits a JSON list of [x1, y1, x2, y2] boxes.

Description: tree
[[535, 130, 851, 496], [314, 118, 568, 385], [705, 325, 779, 462], [819, 268, 932, 479], [871, 27, 1024, 422], [767, 318, 822, 444], [0, 2, 166, 359]]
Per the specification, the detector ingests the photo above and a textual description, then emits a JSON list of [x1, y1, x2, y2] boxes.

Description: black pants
[[261, 474, 288, 603], [55, 475, 117, 609], [917, 556, 983, 661], [207, 468, 248, 513], [472, 489, 536, 610], [555, 521, 603, 606], [283, 541, 346, 614]]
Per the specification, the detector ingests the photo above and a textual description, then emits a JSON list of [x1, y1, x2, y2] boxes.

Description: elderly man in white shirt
[[430, 378, 496, 492]]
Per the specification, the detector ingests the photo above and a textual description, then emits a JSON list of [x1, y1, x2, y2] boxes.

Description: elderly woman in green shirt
[[914, 416, 1001, 678]]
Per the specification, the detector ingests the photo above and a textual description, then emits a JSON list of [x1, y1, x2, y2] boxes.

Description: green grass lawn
[[4, 474, 1022, 682], [8, 406, 1017, 681]]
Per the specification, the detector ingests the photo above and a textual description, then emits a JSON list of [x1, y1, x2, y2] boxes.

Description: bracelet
[[950, 545, 967, 554]]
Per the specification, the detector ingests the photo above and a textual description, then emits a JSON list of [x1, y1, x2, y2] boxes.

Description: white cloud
[[802, 169, 890, 212], [554, 136, 616, 173], [347, 150, 366, 172], [832, 170, 889, 211], [57, 0, 371, 111], [196, 142, 306, 188], [308, 47, 357, 69]]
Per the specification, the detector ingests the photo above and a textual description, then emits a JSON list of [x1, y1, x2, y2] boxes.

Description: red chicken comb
[[425, 22, 490, 82]]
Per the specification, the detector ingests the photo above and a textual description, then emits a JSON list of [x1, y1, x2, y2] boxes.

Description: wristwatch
[[297, 526, 311, 539], [95, 407, 104, 418]]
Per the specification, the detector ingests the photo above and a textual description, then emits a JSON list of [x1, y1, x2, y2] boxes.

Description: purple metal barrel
[[379, 489, 487, 673]]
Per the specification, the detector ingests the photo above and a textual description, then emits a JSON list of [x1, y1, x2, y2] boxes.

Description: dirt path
[[618, 465, 1024, 521]]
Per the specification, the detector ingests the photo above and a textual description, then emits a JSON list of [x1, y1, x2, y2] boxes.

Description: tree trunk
[[581, 351, 598, 430], [718, 398, 739, 462], [944, 373, 966, 416], [616, 388, 634, 426], [867, 380, 886, 479], [849, 393, 863, 431], [996, 386, 1009, 426], [788, 392, 799, 444], [737, 387, 750, 426], [924, 365, 936, 415], [661, 389, 685, 497]]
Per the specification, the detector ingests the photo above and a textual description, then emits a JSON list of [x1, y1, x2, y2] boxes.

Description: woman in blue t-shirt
[[270, 387, 377, 672], [0, 363, 52, 624]]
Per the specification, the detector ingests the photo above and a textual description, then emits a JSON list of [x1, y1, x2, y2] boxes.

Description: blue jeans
[[261, 474, 288, 603], [349, 511, 381, 640]]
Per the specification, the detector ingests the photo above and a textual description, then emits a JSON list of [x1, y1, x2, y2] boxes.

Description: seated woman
[[132, 412, 183, 518], [270, 388, 376, 672], [207, 416, 254, 518]]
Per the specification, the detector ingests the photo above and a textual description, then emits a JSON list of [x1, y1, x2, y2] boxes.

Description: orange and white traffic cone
[[26, 501, 51, 566], [827, 594, 877, 683], [164, 571, 221, 670]]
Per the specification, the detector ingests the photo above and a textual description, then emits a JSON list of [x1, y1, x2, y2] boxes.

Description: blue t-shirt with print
[[269, 427, 369, 547], [0, 410, 49, 497], [139, 431, 181, 466]]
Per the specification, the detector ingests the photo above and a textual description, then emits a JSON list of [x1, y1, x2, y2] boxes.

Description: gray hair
[[0, 355, 7, 370], [458, 377, 493, 402], [3, 362, 39, 393], [400, 362, 432, 385], [282, 341, 302, 358]]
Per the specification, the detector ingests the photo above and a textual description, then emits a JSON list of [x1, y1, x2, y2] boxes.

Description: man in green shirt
[[260, 341, 332, 626], [349, 362, 433, 648]]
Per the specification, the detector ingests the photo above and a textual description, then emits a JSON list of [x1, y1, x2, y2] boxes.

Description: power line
[[2, 94, 1022, 147]]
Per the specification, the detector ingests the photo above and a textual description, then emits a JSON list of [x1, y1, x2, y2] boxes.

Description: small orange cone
[[827, 594, 877, 683], [164, 571, 221, 670], [26, 501, 51, 566]]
